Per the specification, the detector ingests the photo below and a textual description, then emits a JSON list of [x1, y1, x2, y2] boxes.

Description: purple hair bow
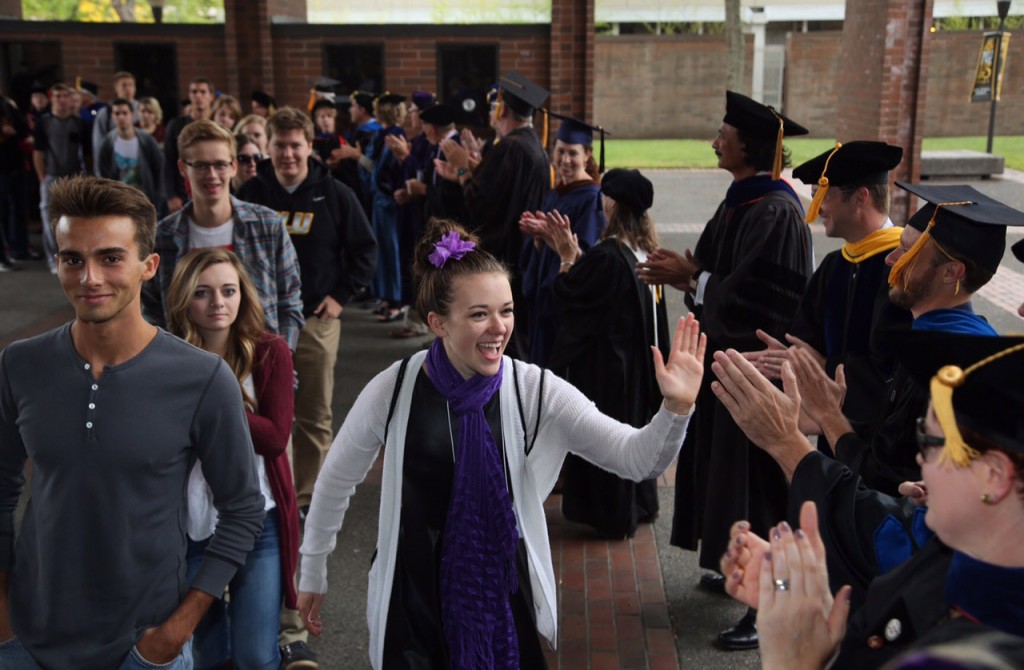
[[428, 231, 476, 268]]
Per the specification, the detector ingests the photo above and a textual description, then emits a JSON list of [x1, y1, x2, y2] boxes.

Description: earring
[[954, 279, 960, 296], [981, 492, 994, 505]]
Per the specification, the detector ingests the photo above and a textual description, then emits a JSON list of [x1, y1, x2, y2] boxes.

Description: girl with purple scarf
[[296, 221, 707, 669]]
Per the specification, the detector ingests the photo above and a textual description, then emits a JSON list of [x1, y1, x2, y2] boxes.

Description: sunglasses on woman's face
[[237, 154, 262, 165]]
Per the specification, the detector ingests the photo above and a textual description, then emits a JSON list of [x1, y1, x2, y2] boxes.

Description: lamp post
[[986, 0, 1012, 153], [151, 0, 164, 23]]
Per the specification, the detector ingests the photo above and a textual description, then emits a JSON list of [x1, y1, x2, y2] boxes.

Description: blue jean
[[38, 175, 58, 270], [0, 635, 193, 669], [185, 510, 282, 670]]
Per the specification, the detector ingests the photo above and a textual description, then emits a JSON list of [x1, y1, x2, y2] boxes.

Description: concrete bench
[[920, 150, 1004, 179]]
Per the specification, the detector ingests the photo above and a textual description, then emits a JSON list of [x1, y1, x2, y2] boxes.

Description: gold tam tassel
[[887, 201, 972, 290], [306, 89, 317, 113], [541, 108, 549, 148], [771, 114, 785, 180], [805, 142, 843, 223]]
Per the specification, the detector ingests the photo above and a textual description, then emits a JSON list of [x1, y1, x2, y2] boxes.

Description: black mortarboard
[[797, 141, 904, 222], [1013, 238, 1024, 264], [30, 82, 48, 94], [723, 90, 808, 139], [350, 90, 376, 113], [601, 168, 653, 216], [251, 90, 275, 108], [411, 91, 436, 110], [375, 92, 406, 107], [77, 79, 99, 96], [890, 330, 1024, 460], [723, 90, 807, 180], [419, 103, 456, 127], [312, 76, 341, 93], [550, 113, 610, 174], [311, 99, 335, 115], [496, 71, 549, 116], [894, 182, 1024, 276]]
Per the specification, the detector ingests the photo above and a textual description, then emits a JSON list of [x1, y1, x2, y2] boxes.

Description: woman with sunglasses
[[233, 133, 263, 192]]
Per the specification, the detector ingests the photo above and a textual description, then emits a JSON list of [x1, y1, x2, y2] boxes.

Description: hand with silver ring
[[755, 503, 853, 670]]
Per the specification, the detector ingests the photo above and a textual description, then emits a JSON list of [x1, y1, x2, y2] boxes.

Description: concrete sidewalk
[[3, 168, 1023, 668]]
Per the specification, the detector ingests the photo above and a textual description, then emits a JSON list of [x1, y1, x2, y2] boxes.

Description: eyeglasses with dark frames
[[183, 160, 233, 174], [237, 154, 262, 165], [915, 416, 945, 459]]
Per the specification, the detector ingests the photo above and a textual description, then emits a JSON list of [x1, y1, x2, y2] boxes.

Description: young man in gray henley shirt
[[0, 176, 265, 669]]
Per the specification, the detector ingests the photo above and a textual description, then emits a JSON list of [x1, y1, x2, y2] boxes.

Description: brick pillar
[[224, 0, 305, 104], [835, 0, 933, 224], [548, 0, 594, 124]]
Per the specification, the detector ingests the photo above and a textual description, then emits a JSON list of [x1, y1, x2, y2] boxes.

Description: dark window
[[1, 41, 62, 113], [437, 44, 498, 127], [322, 44, 385, 95], [114, 43, 179, 118]]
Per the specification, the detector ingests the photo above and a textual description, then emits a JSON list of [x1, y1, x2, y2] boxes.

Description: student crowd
[[1, 66, 1024, 670]]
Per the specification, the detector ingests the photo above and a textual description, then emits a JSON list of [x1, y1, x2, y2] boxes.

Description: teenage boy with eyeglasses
[[142, 119, 304, 349]]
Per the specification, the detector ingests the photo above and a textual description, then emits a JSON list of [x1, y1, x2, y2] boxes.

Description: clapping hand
[[636, 247, 697, 291], [385, 134, 410, 161], [518, 210, 553, 247], [652, 314, 707, 415], [543, 210, 579, 262], [756, 502, 851, 670], [440, 138, 470, 171]]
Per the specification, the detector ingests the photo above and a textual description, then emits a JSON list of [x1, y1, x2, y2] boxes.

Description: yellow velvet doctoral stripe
[[841, 227, 903, 264]]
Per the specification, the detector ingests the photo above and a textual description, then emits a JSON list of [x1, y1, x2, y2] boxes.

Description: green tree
[[21, 0, 224, 22]]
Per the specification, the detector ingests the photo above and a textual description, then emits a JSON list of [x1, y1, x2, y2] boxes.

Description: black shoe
[[716, 609, 758, 651], [280, 641, 319, 669], [699, 571, 726, 594]]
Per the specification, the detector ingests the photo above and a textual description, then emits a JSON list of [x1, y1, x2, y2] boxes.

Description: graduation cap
[[350, 90, 377, 113], [75, 78, 99, 97], [311, 99, 335, 116], [889, 183, 1024, 291], [419, 102, 456, 127], [495, 70, 548, 116], [549, 112, 610, 174], [312, 76, 341, 93], [601, 168, 653, 216], [796, 141, 904, 223], [375, 92, 406, 107], [723, 90, 808, 180], [890, 329, 1024, 463], [410, 91, 436, 110], [251, 90, 276, 109]]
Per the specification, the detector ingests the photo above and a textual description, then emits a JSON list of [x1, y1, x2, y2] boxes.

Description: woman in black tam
[[540, 168, 671, 538], [295, 219, 705, 669]]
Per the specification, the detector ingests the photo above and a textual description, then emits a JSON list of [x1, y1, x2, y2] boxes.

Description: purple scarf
[[426, 337, 521, 669]]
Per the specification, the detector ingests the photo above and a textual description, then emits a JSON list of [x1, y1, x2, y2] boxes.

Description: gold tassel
[[495, 89, 504, 123], [541, 108, 549, 148], [804, 142, 842, 223], [887, 201, 972, 289], [772, 115, 785, 180], [75, 76, 82, 91], [306, 89, 317, 113]]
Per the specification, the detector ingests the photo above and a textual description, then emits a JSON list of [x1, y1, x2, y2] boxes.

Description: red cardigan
[[249, 333, 300, 608]]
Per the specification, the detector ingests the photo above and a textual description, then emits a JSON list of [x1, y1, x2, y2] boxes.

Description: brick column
[[835, 0, 933, 224], [548, 0, 594, 123], [0, 0, 22, 19], [224, 0, 305, 103]]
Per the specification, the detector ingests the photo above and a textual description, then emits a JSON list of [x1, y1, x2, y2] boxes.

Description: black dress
[[381, 370, 547, 669], [549, 239, 669, 538]]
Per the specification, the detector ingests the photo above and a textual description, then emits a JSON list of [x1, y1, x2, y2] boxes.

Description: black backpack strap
[[511, 359, 544, 456], [383, 355, 412, 447]]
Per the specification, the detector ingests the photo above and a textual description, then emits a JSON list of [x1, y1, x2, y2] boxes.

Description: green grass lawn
[[605, 137, 1024, 171]]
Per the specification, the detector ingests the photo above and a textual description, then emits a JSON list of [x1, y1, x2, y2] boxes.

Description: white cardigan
[[299, 351, 692, 669]]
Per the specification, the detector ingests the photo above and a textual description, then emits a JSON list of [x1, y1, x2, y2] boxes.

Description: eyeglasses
[[915, 416, 945, 459], [183, 160, 233, 174], [237, 154, 262, 165]]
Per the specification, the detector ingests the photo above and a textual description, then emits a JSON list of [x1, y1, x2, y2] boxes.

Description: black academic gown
[[549, 239, 669, 538], [670, 175, 813, 570], [519, 180, 605, 366], [423, 134, 466, 224], [787, 248, 911, 431]]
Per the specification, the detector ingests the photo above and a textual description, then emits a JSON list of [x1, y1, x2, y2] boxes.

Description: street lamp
[[151, 0, 164, 24], [987, 0, 1012, 153]]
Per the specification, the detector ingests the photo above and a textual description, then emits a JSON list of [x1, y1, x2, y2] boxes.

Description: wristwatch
[[688, 270, 702, 294]]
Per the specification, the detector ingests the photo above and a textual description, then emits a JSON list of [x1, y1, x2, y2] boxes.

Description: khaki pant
[[292, 315, 341, 508]]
